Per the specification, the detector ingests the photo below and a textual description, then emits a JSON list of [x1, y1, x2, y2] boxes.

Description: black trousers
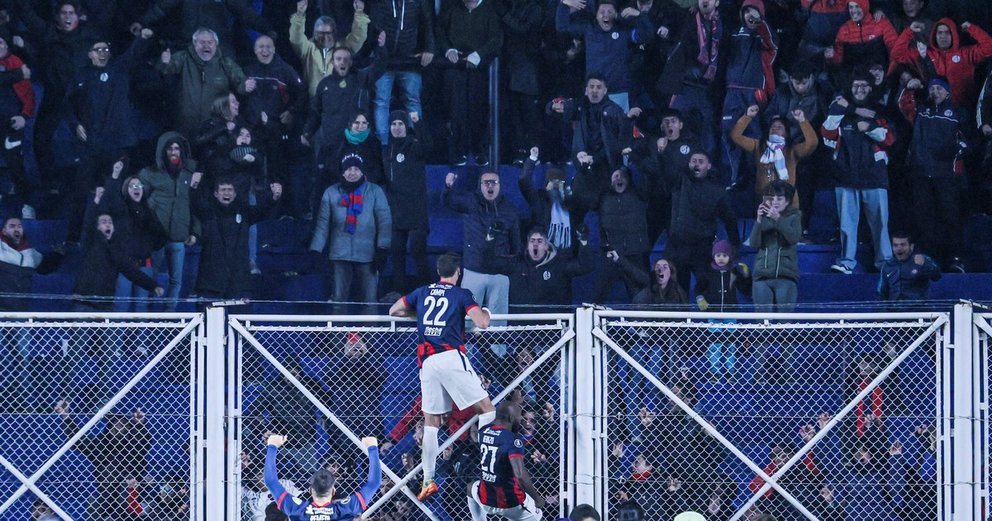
[[910, 176, 963, 268], [444, 66, 489, 160]]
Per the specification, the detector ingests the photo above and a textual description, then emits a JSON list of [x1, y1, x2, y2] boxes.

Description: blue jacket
[[555, 4, 653, 94], [443, 186, 521, 274], [878, 254, 941, 300], [908, 99, 965, 178], [821, 98, 894, 189]]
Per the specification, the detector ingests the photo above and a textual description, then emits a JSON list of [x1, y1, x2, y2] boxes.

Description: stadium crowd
[[0, 0, 985, 519]]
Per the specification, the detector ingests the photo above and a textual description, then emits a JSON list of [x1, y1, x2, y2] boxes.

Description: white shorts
[[470, 481, 542, 521], [420, 349, 488, 415]]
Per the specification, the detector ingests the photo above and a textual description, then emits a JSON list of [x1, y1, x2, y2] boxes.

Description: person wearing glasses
[[821, 71, 895, 275], [62, 28, 158, 245]]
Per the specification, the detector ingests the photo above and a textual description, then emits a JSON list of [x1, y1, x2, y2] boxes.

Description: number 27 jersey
[[402, 282, 479, 366]]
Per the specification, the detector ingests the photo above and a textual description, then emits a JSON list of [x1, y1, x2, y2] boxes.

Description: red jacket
[[829, 0, 898, 66], [801, 0, 846, 16], [0, 53, 35, 118], [388, 395, 474, 443], [892, 17, 992, 105]]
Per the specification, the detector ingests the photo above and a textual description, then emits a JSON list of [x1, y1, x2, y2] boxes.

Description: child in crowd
[[694, 240, 751, 382]]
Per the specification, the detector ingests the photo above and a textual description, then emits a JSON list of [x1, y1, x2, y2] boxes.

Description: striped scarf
[[695, 10, 722, 81], [339, 184, 365, 234], [760, 134, 790, 180]]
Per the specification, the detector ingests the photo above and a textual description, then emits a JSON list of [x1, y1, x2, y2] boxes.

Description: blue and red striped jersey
[[402, 282, 480, 366], [478, 423, 527, 509]]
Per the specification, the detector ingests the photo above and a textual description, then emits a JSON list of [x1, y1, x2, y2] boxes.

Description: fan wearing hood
[[0, 29, 35, 221], [826, 0, 898, 72], [892, 17, 992, 106]]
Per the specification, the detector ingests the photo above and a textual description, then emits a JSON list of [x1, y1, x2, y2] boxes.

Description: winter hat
[[712, 239, 734, 259], [389, 110, 411, 128], [928, 76, 951, 93], [341, 153, 364, 173]]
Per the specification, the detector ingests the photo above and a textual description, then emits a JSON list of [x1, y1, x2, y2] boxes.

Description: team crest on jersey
[[680, 145, 690, 155], [100, 72, 109, 82], [542, 270, 551, 281], [514, 439, 524, 448], [952, 55, 961, 63], [945, 110, 953, 117], [396, 153, 405, 163], [236, 214, 243, 224], [611, 32, 619, 40], [339, 79, 347, 88]]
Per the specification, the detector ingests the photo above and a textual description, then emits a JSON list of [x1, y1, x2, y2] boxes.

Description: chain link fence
[[228, 314, 573, 521], [0, 313, 201, 521], [596, 312, 945, 521], [977, 312, 992, 518]]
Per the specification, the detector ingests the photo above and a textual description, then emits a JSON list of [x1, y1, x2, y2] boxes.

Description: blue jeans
[[706, 318, 737, 377], [153, 242, 186, 311], [374, 71, 423, 144], [113, 266, 155, 312], [834, 187, 892, 270]]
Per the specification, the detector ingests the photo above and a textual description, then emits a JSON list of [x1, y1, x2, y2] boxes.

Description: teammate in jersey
[[264, 434, 380, 520], [389, 252, 497, 501], [468, 401, 546, 521]]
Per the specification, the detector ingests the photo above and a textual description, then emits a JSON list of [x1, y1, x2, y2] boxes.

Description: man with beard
[[498, 227, 594, 310], [53, 401, 151, 521], [139, 132, 203, 311], [64, 28, 157, 244], [159, 28, 248, 138], [548, 74, 631, 227], [291, 0, 371, 96], [661, 150, 740, 294], [192, 177, 282, 303], [594, 167, 652, 303], [310, 153, 391, 313], [821, 73, 894, 274], [73, 213, 165, 311]]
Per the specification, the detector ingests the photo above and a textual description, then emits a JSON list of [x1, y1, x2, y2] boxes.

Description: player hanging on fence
[[389, 252, 497, 501], [264, 433, 380, 520], [468, 401, 546, 521]]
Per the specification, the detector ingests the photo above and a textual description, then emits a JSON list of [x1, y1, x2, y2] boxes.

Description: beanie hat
[[928, 76, 951, 93], [712, 239, 734, 259], [341, 153, 364, 173], [389, 110, 411, 127]]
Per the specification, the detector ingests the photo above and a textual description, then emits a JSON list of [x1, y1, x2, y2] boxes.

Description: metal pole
[[574, 307, 596, 508], [204, 306, 226, 521], [488, 57, 500, 169]]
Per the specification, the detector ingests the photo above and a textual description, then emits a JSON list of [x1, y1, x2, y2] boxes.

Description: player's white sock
[[468, 490, 488, 521], [478, 410, 496, 429], [423, 425, 440, 482]]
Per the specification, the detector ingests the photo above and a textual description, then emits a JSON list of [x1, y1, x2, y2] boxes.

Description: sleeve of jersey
[[464, 290, 480, 313], [402, 289, 419, 310], [348, 447, 382, 514], [265, 446, 306, 516], [509, 434, 526, 459]]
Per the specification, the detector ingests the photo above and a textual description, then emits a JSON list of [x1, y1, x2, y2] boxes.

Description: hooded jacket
[[892, 17, 992, 105], [139, 132, 199, 243], [725, 0, 778, 95], [370, 0, 437, 70], [0, 52, 34, 119], [103, 175, 168, 264], [443, 185, 521, 274], [749, 207, 802, 282], [829, 0, 898, 69]]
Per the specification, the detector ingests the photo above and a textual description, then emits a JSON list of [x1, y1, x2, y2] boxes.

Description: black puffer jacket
[[384, 132, 430, 231], [369, 0, 437, 70], [104, 175, 168, 264], [598, 185, 651, 257]]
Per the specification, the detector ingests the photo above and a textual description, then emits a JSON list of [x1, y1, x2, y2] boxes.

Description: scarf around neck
[[345, 127, 370, 145], [695, 10, 722, 81], [339, 182, 365, 234], [760, 134, 789, 180]]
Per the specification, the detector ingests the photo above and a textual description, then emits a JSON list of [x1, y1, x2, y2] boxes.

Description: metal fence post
[[488, 57, 500, 169], [574, 306, 596, 508], [942, 301, 981, 521], [204, 306, 227, 520]]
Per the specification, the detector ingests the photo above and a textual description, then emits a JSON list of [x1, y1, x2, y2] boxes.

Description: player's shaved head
[[437, 253, 461, 278], [310, 468, 336, 497], [496, 401, 521, 424]]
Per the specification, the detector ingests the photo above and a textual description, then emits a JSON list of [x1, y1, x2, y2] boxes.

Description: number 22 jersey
[[402, 282, 480, 366]]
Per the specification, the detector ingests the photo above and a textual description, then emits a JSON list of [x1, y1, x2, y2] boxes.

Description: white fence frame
[[0, 312, 204, 521], [589, 309, 955, 521], [223, 312, 576, 521], [4, 302, 990, 520]]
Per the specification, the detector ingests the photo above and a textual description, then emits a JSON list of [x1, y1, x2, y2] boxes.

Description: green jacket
[[749, 209, 802, 282], [139, 132, 200, 242], [159, 45, 246, 136]]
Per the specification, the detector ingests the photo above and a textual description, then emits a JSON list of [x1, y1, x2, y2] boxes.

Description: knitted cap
[[389, 110, 411, 127], [712, 239, 734, 259], [341, 153, 364, 173], [928, 76, 951, 93]]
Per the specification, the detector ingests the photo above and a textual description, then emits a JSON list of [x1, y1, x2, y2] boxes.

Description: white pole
[[948, 302, 980, 521], [204, 306, 226, 521], [574, 307, 596, 508]]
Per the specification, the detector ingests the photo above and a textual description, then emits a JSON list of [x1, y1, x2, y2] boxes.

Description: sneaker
[[452, 155, 468, 167], [21, 204, 35, 220], [830, 264, 853, 275], [948, 257, 966, 273], [249, 260, 261, 275], [475, 155, 490, 167], [417, 480, 439, 501]]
